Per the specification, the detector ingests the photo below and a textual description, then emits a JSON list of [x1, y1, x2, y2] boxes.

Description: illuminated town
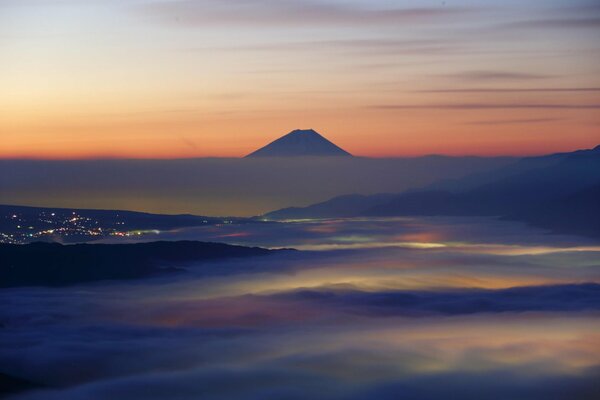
[[0, 207, 237, 244], [2, 210, 138, 244]]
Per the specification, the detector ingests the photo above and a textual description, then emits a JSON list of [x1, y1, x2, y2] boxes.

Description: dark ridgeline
[[245, 129, 352, 157], [266, 145, 600, 238], [0, 241, 290, 288]]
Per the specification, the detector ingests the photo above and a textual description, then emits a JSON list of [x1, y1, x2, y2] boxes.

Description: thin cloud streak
[[417, 88, 600, 93], [503, 17, 600, 30], [140, 0, 475, 27], [200, 38, 459, 56], [370, 104, 600, 110], [269, 283, 600, 315], [444, 70, 554, 81], [466, 118, 565, 126]]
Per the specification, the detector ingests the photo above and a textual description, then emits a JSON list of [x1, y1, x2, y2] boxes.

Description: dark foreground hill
[[0, 241, 288, 288]]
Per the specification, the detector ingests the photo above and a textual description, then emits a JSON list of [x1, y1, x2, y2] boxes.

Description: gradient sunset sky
[[2, 0, 599, 158]]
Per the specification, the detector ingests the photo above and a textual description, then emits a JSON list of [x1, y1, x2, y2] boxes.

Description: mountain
[[266, 193, 396, 219], [366, 145, 600, 216], [265, 145, 600, 237], [0, 241, 290, 287], [506, 183, 600, 238], [246, 129, 352, 157]]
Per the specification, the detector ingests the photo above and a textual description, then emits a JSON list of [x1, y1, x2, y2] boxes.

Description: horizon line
[[0, 147, 594, 161]]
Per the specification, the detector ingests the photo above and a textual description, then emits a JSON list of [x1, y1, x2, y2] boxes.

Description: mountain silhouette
[[265, 145, 600, 237], [246, 129, 352, 157]]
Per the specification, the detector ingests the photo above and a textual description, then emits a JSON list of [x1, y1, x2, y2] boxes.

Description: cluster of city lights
[[1, 211, 155, 244], [1, 210, 241, 244]]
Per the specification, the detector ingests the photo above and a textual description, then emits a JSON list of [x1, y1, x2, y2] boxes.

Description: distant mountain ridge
[[246, 129, 352, 157], [265, 145, 600, 237]]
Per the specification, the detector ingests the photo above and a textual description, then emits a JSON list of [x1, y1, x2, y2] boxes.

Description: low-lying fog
[[2, 217, 599, 399]]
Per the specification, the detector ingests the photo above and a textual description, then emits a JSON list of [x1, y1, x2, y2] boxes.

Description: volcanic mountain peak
[[245, 129, 352, 157]]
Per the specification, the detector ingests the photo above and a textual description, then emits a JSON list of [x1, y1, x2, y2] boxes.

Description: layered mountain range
[[266, 145, 600, 237]]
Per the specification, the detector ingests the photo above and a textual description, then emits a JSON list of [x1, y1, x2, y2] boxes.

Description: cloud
[[444, 70, 553, 81], [205, 38, 458, 56], [268, 283, 600, 316], [417, 87, 600, 93], [370, 103, 600, 110], [139, 0, 474, 28], [466, 118, 565, 126], [2, 218, 599, 400], [179, 137, 198, 150], [1, 239, 599, 399], [503, 17, 600, 30], [8, 358, 600, 400], [354, 369, 600, 400]]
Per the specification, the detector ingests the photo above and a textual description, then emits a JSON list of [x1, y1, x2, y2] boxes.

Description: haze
[[0, 156, 513, 215]]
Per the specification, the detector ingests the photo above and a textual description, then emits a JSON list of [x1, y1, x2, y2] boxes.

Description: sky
[[1, 0, 599, 158]]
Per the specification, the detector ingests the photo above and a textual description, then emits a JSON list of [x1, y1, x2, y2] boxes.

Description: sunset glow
[[2, 0, 599, 158]]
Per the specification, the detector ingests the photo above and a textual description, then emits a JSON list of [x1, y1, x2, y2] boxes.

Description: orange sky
[[1, 0, 599, 158]]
